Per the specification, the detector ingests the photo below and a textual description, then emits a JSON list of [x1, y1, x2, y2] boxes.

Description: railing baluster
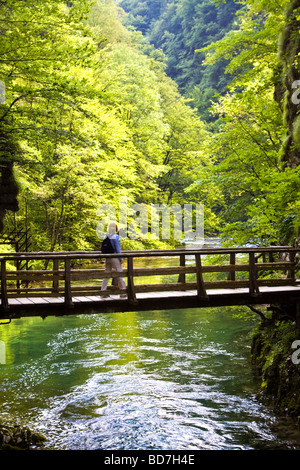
[[1, 258, 9, 312], [64, 258, 73, 307], [195, 253, 208, 301]]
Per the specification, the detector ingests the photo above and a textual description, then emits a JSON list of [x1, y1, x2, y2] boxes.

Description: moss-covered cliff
[[251, 314, 300, 417], [250, 297, 300, 416], [251, 0, 300, 419], [278, 0, 300, 168]]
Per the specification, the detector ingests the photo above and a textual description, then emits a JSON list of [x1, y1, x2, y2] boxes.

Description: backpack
[[101, 235, 115, 254]]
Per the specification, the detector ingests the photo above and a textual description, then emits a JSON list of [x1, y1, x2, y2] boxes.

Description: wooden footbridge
[[0, 246, 300, 320]]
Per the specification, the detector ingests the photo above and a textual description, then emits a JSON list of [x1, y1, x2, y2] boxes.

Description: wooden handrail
[[0, 245, 296, 260]]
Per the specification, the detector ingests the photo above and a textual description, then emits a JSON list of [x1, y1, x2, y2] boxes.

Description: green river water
[[1, 307, 300, 450]]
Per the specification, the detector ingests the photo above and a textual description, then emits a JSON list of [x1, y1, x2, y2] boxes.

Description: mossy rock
[[0, 424, 47, 450]]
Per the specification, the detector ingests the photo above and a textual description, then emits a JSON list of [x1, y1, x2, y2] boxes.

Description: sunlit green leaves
[[1, 0, 210, 250], [191, 0, 300, 246]]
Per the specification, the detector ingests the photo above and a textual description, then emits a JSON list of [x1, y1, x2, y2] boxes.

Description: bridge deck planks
[[1, 284, 300, 319], [2, 284, 300, 303]]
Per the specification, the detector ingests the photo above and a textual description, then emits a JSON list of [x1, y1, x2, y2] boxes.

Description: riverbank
[[0, 424, 46, 450], [251, 306, 300, 418]]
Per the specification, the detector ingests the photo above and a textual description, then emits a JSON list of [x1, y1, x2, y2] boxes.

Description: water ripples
[[34, 370, 275, 450], [1, 309, 300, 450]]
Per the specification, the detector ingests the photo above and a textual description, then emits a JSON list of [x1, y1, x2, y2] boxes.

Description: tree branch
[[246, 304, 267, 321], [0, 95, 23, 122]]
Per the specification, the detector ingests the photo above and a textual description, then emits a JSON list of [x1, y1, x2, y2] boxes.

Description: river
[[1, 307, 300, 450]]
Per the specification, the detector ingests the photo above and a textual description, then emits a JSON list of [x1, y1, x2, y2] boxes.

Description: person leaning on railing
[[101, 222, 127, 298]]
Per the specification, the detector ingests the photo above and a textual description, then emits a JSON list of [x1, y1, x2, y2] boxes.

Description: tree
[[1, 0, 210, 250], [277, 0, 300, 169], [0, 0, 97, 234], [193, 0, 300, 246], [120, 0, 241, 118]]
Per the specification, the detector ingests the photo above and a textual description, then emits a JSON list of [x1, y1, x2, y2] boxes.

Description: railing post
[[229, 252, 236, 281], [64, 258, 73, 307], [52, 258, 59, 294], [1, 258, 9, 312], [127, 256, 137, 304], [178, 254, 186, 284], [288, 250, 296, 283], [195, 253, 208, 301], [249, 252, 260, 296]]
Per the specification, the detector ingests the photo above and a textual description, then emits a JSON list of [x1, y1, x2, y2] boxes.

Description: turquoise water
[[1, 307, 300, 450]]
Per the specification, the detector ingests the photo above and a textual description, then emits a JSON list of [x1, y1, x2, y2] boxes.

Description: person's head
[[108, 221, 118, 233]]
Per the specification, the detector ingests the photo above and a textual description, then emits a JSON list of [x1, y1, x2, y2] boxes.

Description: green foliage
[[0, 0, 210, 251], [251, 318, 300, 415], [2, 0, 300, 252], [120, 0, 241, 122], [191, 0, 300, 246], [231, 306, 259, 323], [120, 0, 300, 246]]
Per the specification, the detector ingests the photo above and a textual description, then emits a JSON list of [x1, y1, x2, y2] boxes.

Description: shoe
[[101, 294, 110, 298]]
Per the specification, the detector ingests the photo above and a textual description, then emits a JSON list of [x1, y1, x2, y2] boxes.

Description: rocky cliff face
[[251, 314, 300, 417]]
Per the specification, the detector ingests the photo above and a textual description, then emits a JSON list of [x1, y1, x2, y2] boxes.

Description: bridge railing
[[0, 246, 299, 310]]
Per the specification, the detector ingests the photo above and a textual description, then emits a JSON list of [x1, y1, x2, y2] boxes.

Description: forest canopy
[[0, 0, 211, 251], [121, 0, 300, 247]]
